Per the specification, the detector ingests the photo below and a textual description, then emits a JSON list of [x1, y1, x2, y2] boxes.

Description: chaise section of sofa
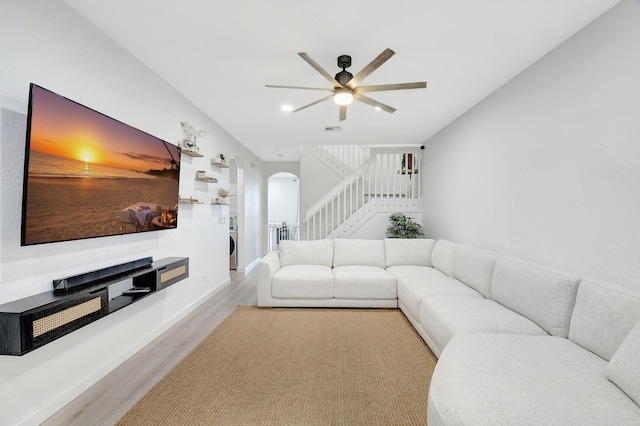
[[427, 278, 640, 425]]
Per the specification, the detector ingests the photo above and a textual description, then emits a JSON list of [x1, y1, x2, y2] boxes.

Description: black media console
[[0, 257, 189, 356]]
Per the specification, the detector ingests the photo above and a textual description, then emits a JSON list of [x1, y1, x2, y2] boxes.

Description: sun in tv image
[[21, 85, 181, 245]]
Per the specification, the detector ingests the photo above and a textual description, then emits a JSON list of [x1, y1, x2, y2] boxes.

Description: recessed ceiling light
[[375, 106, 381, 111], [281, 105, 293, 112]]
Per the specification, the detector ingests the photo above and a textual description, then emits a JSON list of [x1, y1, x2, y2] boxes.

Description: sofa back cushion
[[333, 239, 385, 268], [491, 256, 580, 337], [605, 320, 640, 406], [431, 239, 459, 277], [279, 239, 334, 267], [452, 245, 499, 299], [384, 238, 435, 267], [569, 279, 640, 361]]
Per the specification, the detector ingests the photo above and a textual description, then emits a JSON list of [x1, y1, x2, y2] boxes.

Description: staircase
[[305, 145, 369, 177], [302, 145, 422, 240]]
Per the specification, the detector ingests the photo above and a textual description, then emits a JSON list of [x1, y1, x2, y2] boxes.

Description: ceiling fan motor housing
[[335, 54, 353, 86], [337, 55, 351, 69]]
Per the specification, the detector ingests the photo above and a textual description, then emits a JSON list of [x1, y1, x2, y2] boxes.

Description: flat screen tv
[[21, 84, 181, 246]]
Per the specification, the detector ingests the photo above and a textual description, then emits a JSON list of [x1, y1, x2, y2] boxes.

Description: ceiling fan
[[266, 48, 427, 121]]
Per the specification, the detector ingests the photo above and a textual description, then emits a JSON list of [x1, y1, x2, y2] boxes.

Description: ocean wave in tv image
[[23, 153, 179, 245], [28, 151, 158, 180]]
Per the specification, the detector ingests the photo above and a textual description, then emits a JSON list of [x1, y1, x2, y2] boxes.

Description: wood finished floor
[[43, 269, 257, 426]]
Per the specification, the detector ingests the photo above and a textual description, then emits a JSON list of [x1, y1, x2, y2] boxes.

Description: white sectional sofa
[[257, 238, 640, 424]]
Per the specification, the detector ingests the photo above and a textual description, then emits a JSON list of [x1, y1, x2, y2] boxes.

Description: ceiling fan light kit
[[266, 48, 427, 121], [334, 88, 353, 105]]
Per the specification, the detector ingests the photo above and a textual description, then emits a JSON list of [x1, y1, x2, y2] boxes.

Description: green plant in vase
[[385, 213, 425, 239]]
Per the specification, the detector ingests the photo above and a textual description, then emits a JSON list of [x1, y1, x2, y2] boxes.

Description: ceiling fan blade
[[356, 82, 427, 93], [298, 52, 342, 88], [339, 105, 347, 121], [346, 48, 395, 90], [291, 94, 334, 113], [266, 85, 333, 92], [354, 93, 396, 114]]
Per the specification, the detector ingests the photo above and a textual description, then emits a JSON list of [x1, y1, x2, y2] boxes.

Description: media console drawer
[[0, 256, 189, 356], [157, 257, 189, 289]]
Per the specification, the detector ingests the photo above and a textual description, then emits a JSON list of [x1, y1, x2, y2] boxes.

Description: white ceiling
[[64, 0, 620, 162]]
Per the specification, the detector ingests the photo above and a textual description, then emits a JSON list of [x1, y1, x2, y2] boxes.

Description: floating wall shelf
[[179, 197, 203, 204], [195, 177, 218, 183], [211, 159, 229, 168], [181, 148, 204, 157]]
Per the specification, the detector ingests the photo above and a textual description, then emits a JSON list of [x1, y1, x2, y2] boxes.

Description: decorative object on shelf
[[214, 187, 230, 204], [194, 172, 218, 183], [212, 153, 227, 166], [180, 121, 209, 152], [385, 213, 425, 239]]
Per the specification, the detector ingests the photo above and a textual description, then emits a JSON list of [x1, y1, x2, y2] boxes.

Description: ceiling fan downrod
[[335, 54, 353, 86]]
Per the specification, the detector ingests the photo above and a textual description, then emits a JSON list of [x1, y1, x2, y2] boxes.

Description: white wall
[[268, 174, 300, 226], [300, 148, 343, 216], [0, 1, 263, 424], [240, 164, 264, 268], [421, 0, 640, 291]]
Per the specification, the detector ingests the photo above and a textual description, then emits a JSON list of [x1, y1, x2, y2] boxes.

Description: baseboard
[[22, 278, 232, 426], [236, 257, 259, 273]]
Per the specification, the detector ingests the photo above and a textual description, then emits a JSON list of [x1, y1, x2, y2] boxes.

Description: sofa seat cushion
[[419, 296, 548, 356], [428, 334, 640, 426], [333, 265, 396, 299], [388, 266, 483, 321], [272, 265, 333, 299]]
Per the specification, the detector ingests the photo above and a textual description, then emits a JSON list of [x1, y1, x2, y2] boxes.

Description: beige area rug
[[118, 306, 437, 425]]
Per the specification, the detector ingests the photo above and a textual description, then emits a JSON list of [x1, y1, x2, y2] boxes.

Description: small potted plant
[[385, 213, 425, 238], [213, 153, 226, 165]]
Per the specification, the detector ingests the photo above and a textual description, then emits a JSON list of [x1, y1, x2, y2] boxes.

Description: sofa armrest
[[257, 251, 281, 306]]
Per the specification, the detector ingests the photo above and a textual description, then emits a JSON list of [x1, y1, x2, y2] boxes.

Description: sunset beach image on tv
[[21, 84, 181, 246]]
